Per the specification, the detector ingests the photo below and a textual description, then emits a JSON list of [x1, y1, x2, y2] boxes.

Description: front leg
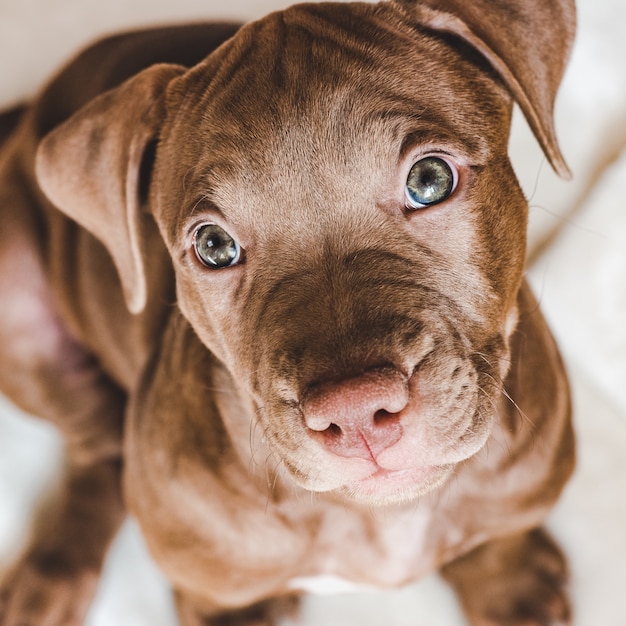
[[0, 324, 127, 626], [441, 528, 570, 626], [0, 458, 124, 626]]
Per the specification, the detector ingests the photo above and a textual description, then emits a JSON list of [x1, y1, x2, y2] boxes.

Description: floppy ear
[[394, 0, 576, 178], [35, 63, 185, 314]]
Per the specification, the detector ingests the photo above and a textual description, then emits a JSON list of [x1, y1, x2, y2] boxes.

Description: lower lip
[[353, 464, 453, 501]]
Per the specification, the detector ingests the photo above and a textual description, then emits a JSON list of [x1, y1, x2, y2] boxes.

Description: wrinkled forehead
[[157, 2, 506, 232]]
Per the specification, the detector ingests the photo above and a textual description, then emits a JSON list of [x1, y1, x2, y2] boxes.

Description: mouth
[[339, 462, 455, 506]]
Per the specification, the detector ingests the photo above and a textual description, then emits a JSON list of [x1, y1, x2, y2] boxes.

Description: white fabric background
[[1, 0, 625, 623]]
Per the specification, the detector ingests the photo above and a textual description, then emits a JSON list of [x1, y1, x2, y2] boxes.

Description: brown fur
[[0, 2, 576, 625]]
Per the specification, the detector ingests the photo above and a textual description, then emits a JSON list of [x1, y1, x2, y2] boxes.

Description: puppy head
[[36, 0, 575, 505]]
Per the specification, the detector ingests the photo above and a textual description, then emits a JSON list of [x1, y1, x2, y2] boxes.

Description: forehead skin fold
[[155, 1, 512, 241]]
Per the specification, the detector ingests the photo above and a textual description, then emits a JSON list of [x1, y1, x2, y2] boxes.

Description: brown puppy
[[0, 1, 576, 625]]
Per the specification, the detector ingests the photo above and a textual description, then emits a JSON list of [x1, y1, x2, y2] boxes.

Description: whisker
[[248, 412, 263, 472], [482, 371, 534, 428], [472, 351, 535, 430], [473, 349, 514, 373], [264, 451, 282, 510]]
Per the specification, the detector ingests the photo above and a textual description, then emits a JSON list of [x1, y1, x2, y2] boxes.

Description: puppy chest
[[284, 505, 436, 592]]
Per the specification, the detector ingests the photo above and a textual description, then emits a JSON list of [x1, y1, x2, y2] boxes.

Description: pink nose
[[303, 368, 409, 461]]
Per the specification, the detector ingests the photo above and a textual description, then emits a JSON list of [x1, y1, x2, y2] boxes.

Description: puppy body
[[126, 291, 573, 613], [0, 2, 576, 625]]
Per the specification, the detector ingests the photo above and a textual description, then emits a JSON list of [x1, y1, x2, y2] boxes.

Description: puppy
[[0, 1, 576, 624]]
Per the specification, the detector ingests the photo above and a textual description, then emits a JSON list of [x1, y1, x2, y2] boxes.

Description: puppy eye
[[405, 156, 456, 209], [193, 223, 242, 269]]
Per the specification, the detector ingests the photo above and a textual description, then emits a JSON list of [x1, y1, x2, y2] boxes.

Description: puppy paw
[[176, 593, 300, 626], [442, 528, 571, 626], [0, 551, 99, 626]]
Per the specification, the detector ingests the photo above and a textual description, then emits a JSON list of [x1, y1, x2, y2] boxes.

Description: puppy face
[[153, 3, 528, 505]]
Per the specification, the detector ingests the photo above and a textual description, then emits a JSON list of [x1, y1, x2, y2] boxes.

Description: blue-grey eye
[[193, 223, 241, 268], [405, 157, 455, 209]]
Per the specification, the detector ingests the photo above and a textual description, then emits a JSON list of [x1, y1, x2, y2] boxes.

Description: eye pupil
[[405, 157, 455, 208], [194, 224, 241, 268]]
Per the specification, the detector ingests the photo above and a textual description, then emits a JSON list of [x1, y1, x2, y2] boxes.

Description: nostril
[[327, 423, 342, 437], [373, 409, 399, 426]]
